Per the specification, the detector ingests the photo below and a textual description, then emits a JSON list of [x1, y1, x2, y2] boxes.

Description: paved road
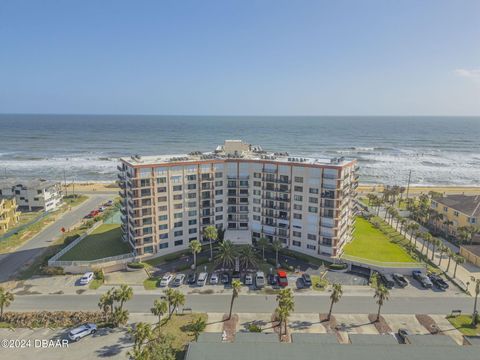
[[10, 293, 474, 315], [0, 194, 113, 282]]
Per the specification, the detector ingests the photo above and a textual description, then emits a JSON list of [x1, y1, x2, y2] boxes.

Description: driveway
[[0, 194, 113, 283]]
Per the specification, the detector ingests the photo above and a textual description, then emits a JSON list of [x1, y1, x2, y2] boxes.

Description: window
[[187, 184, 196, 190], [307, 244, 316, 250], [187, 193, 196, 199], [174, 239, 183, 246], [173, 194, 182, 200], [143, 227, 152, 234], [470, 218, 477, 224], [157, 187, 167, 193], [189, 219, 197, 225], [254, 172, 261, 178], [216, 199, 223, 204], [453, 211, 459, 217], [294, 176, 303, 183], [159, 233, 168, 240], [189, 228, 197, 234], [187, 201, 196, 208], [309, 188, 319, 194], [174, 204, 182, 210], [159, 242, 169, 249], [186, 175, 196, 181], [253, 181, 261, 187], [253, 190, 261, 196], [174, 221, 183, 228], [253, 198, 261, 204], [158, 206, 167, 211], [159, 215, 168, 221], [215, 181, 223, 187], [215, 189, 223, 196], [174, 213, 183, 219], [174, 230, 183, 237], [293, 213, 302, 219], [308, 206, 318, 213], [253, 206, 261, 213], [157, 177, 166, 184], [443, 206, 448, 212], [159, 224, 168, 230], [309, 197, 318, 204], [292, 240, 301, 247], [158, 196, 167, 202], [173, 185, 182, 192], [294, 186, 303, 192], [307, 234, 317, 240], [215, 172, 223, 178], [294, 195, 303, 202], [215, 215, 223, 221], [188, 210, 197, 217], [215, 206, 223, 212], [253, 215, 261, 221], [294, 204, 302, 211], [293, 231, 301, 237]]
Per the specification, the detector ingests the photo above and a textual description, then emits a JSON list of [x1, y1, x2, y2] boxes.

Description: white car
[[197, 272, 208, 287], [160, 273, 174, 287], [68, 323, 97, 342], [244, 274, 253, 286], [172, 274, 185, 287], [79, 272, 94, 285], [210, 273, 219, 285], [255, 271, 265, 288]]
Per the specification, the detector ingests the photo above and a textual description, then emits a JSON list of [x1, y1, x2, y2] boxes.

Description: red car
[[277, 270, 288, 287]]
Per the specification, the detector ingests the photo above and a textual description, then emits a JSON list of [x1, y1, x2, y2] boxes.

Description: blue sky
[[0, 0, 479, 115]]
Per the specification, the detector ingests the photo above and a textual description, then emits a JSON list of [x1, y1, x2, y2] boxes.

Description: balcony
[[117, 165, 124, 172], [117, 173, 125, 181]]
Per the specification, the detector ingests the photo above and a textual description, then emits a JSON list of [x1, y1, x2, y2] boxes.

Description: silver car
[[68, 323, 97, 342], [255, 271, 265, 288]]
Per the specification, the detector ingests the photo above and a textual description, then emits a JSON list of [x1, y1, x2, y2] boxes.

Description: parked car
[[397, 328, 409, 344], [379, 273, 395, 289], [392, 273, 408, 288], [277, 270, 288, 287], [428, 274, 449, 290], [197, 272, 208, 286], [412, 270, 433, 288], [210, 273, 219, 285], [83, 214, 93, 219], [79, 272, 94, 285], [296, 277, 305, 289], [159, 273, 174, 287], [255, 271, 265, 288], [98, 206, 106, 212], [68, 323, 97, 342], [172, 274, 185, 287], [301, 273, 312, 287], [221, 272, 230, 285], [187, 273, 197, 285], [244, 274, 253, 286], [268, 273, 277, 286]]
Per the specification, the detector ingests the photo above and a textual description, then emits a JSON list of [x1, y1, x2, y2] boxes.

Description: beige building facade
[[0, 196, 21, 234], [118, 140, 358, 260]]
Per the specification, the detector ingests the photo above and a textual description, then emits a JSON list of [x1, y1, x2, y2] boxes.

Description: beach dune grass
[[58, 224, 131, 261], [343, 217, 415, 263]]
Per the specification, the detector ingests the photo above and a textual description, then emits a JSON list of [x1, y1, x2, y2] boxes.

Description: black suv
[[428, 274, 449, 290], [187, 272, 197, 285], [392, 273, 408, 288], [301, 273, 312, 287]]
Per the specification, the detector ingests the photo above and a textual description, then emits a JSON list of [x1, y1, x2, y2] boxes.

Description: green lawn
[[343, 217, 415, 263], [59, 223, 131, 261], [447, 315, 480, 336]]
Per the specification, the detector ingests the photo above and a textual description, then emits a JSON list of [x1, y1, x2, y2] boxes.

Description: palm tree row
[[97, 284, 133, 326]]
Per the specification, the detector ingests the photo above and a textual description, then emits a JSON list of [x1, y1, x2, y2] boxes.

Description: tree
[[453, 255, 465, 278], [257, 237, 269, 260], [114, 284, 133, 311], [127, 323, 176, 360], [430, 238, 440, 261], [409, 223, 420, 245], [0, 287, 14, 321], [271, 240, 283, 267], [113, 307, 129, 326], [438, 245, 448, 266], [98, 289, 114, 322], [275, 288, 294, 337], [228, 279, 242, 320], [188, 317, 207, 341], [471, 278, 480, 326], [421, 232, 432, 255], [189, 240, 202, 269], [238, 245, 258, 271], [165, 289, 185, 319], [445, 249, 454, 273], [215, 240, 237, 269], [203, 225, 218, 260], [151, 299, 168, 326], [374, 284, 390, 322], [327, 284, 343, 321], [129, 322, 153, 354]]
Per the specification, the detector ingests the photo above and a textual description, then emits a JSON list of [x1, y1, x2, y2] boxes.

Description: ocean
[[0, 115, 479, 186]]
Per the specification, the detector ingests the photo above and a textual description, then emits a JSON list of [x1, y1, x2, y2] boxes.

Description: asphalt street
[[0, 194, 113, 282], [10, 293, 474, 315]]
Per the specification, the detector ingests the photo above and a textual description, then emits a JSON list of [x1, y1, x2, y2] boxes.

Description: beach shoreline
[[62, 181, 480, 196]]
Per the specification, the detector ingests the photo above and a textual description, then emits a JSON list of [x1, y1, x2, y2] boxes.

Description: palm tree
[[409, 223, 420, 245], [228, 280, 242, 320], [430, 238, 440, 261], [215, 240, 237, 269], [276, 288, 294, 337], [98, 289, 114, 322], [151, 299, 168, 325], [453, 255, 465, 278], [271, 240, 283, 267], [438, 245, 448, 266], [165, 289, 185, 319], [374, 285, 390, 322], [114, 284, 133, 311], [327, 284, 343, 321], [189, 239, 202, 269], [445, 249, 454, 273], [238, 245, 258, 271], [257, 237, 269, 261], [203, 225, 218, 260], [188, 317, 207, 341], [443, 220, 454, 237], [421, 232, 432, 255], [129, 322, 153, 354], [113, 307, 129, 326], [0, 287, 14, 321]]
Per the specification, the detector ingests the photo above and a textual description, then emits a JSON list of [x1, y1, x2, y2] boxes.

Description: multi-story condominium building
[[118, 140, 358, 260], [431, 194, 479, 239], [0, 196, 21, 234], [0, 179, 63, 212]]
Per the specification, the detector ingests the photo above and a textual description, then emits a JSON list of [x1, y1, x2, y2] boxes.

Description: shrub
[[2, 311, 104, 328], [94, 269, 105, 281], [39, 266, 64, 276], [127, 262, 145, 269], [328, 263, 348, 270], [248, 323, 262, 332]]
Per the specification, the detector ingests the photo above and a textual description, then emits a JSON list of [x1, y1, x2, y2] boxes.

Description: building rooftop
[[0, 178, 60, 190], [433, 194, 480, 217], [121, 140, 354, 167]]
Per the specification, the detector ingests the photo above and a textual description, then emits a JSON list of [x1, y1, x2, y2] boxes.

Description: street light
[[470, 276, 480, 326]]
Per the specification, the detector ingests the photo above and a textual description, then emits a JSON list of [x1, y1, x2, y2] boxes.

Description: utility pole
[[405, 170, 412, 200]]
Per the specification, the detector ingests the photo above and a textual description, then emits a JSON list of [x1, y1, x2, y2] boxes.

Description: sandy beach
[[64, 181, 480, 196]]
